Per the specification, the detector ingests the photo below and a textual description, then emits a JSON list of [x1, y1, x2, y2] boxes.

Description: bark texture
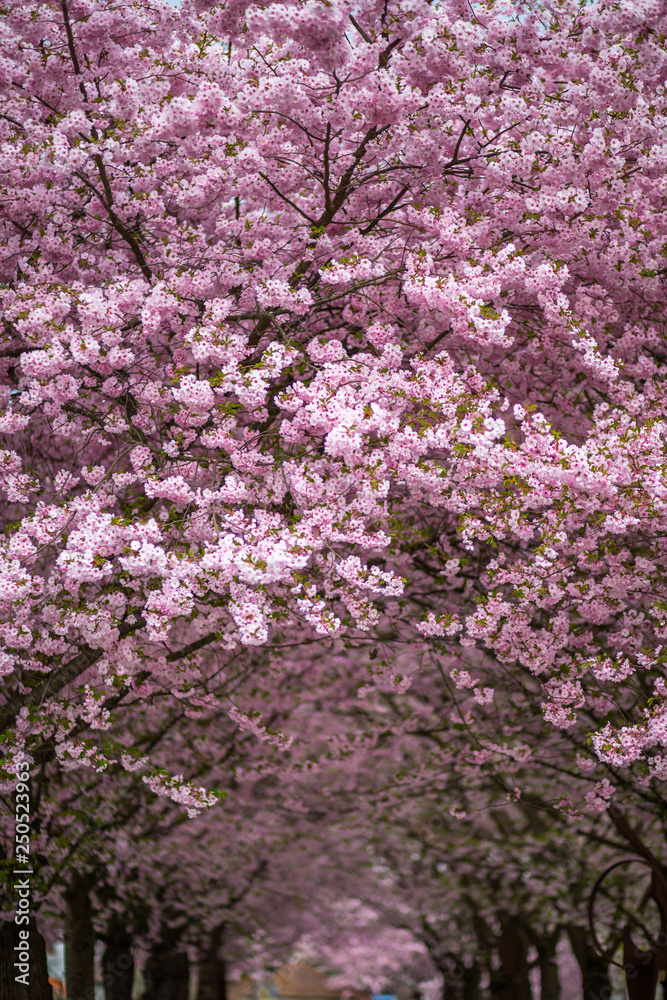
[[64, 872, 96, 1000], [0, 918, 53, 1000], [29, 920, 54, 1000], [0, 918, 19, 1000]]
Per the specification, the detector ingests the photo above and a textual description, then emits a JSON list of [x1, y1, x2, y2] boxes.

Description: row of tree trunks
[[480, 916, 613, 1000], [0, 896, 224, 1000], [0, 876, 612, 1000], [59, 875, 227, 1000], [55, 871, 229, 1000]]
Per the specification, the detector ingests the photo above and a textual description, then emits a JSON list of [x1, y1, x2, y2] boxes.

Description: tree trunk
[[567, 925, 612, 1000], [144, 942, 189, 1000], [537, 931, 561, 1000], [440, 960, 464, 1000], [29, 919, 54, 1000], [1, 918, 20, 1000], [490, 917, 533, 1000], [64, 872, 96, 1000], [101, 920, 134, 1000], [197, 924, 226, 1000], [439, 958, 483, 1000], [197, 958, 226, 1000], [0, 918, 53, 1000], [463, 961, 483, 1000]]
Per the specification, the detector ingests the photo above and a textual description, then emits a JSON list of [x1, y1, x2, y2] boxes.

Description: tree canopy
[[2, 0, 667, 997]]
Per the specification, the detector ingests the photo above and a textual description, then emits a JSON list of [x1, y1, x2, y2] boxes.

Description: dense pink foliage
[[1, 0, 667, 824]]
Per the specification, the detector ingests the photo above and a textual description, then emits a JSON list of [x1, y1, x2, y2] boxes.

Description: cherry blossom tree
[[1, 644, 305, 998], [4, 2, 667, 999], [1, 0, 667, 799]]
